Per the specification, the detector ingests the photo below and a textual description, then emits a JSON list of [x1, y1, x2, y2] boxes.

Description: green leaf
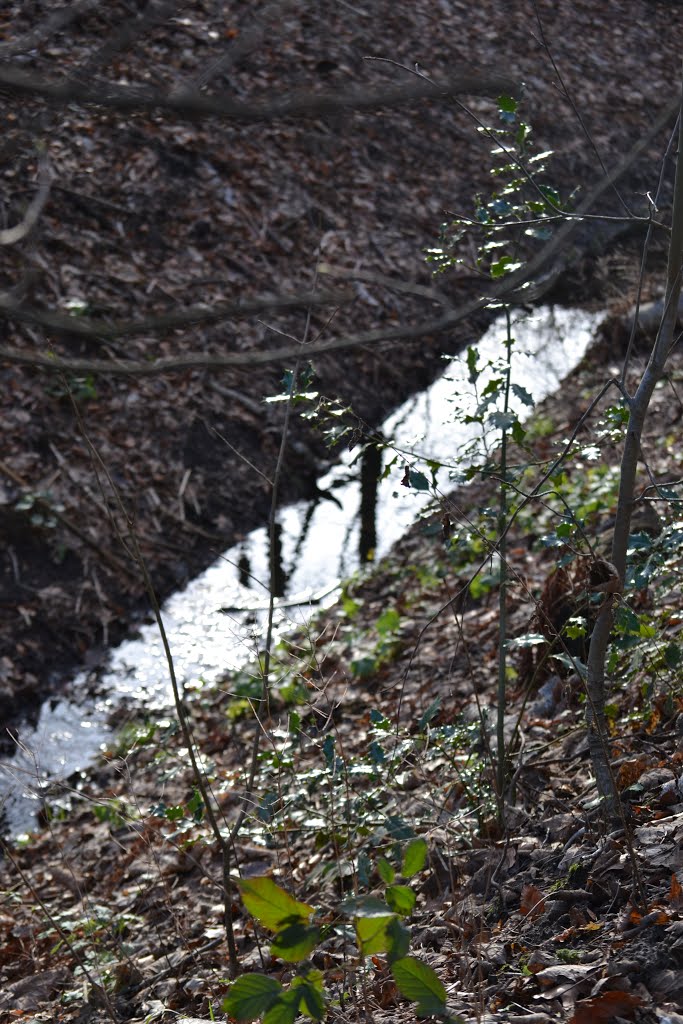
[[238, 877, 315, 931], [376, 608, 401, 636], [263, 993, 298, 1024], [665, 643, 682, 669], [223, 974, 283, 1022], [615, 606, 642, 636], [418, 697, 441, 730], [369, 740, 386, 765], [564, 616, 586, 640], [357, 851, 372, 889], [386, 885, 417, 916], [351, 655, 378, 679], [488, 410, 517, 431], [391, 956, 448, 1016], [481, 376, 503, 398], [511, 382, 534, 407], [490, 255, 522, 278], [497, 94, 518, 113], [342, 895, 393, 917], [385, 916, 411, 963], [370, 708, 391, 731], [466, 345, 479, 383], [505, 632, 547, 649], [271, 922, 321, 962], [401, 838, 428, 878], [377, 857, 395, 885], [511, 419, 527, 444], [385, 814, 414, 842], [290, 971, 326, 1022], [355, 914, 397, 955], [409, 469, 430, 491]]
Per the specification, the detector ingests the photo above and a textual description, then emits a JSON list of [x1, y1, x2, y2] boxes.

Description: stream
[[0, 306, 603, 835]]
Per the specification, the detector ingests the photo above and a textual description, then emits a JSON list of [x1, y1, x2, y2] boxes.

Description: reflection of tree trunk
[[270, 520, 287, 597], [237, 549, 251, 589], [359, 440, 382, 563]]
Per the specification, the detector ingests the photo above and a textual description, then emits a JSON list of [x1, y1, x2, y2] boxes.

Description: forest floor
[[3, 1, 683, 1022], [1, 0, 682, 730], [3, 316, 683, 1023]]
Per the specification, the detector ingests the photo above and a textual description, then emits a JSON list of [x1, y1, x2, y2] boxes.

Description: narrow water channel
[[0, 306, 602, 834]]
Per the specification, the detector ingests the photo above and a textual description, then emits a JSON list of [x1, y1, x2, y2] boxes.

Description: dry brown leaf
[[520, 883, 545, 919], [569, 990, 642, 1024]]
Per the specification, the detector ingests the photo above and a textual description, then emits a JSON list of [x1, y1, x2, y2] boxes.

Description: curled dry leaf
[[568, 990, 642, 1024]]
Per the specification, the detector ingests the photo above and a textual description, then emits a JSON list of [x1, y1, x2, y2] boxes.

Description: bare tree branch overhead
[[0, 89, 674, 377], [0, 63, 520, 121], [0, 288, 349, 339]]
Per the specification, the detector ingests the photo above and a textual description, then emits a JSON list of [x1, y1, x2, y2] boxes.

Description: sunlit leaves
[[238, 877, 314, 933], [385, 885, 417, 916], [401, 837, 428, 877], [270, 922, 321, 962]]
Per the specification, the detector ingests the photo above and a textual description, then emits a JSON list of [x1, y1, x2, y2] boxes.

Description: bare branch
[[317, 262, 455, 306], [0, 88, 676, 378], [0, 153, 52, 246], [0, 64, 520, 122], [0, 296, 487, 377], [0, 289, 350, 339]]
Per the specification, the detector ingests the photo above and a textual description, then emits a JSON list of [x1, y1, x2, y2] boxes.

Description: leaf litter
[[2, 0, 683, 1022]]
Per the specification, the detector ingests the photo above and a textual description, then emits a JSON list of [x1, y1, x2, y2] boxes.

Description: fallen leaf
[[520, 883, 545, 919], [569, 990, 642, 1024]]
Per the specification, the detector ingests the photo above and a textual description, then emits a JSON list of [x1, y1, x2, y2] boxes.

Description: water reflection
[[0, 306, 602, 833]]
